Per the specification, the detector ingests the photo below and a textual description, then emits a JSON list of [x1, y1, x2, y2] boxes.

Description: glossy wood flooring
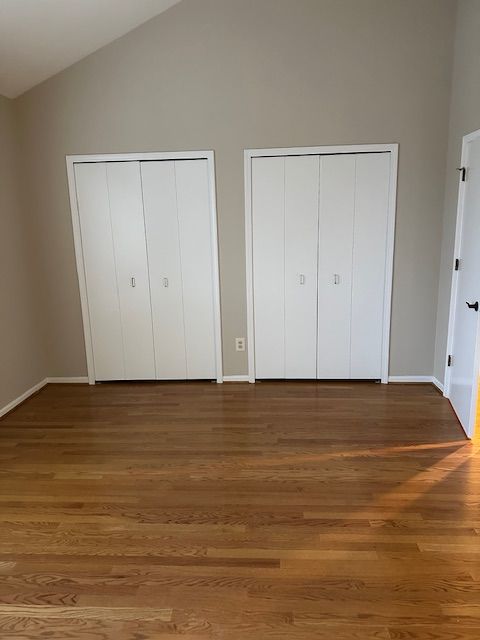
[[0, 381, 478, 639]]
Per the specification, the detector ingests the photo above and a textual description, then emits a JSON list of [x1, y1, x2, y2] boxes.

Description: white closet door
[[252, 156, 285, 378], [106, 162, 155, 380], [75, 163, 124, 381], [285, 155, 319, 378], [317, 155, 355, 378], [175, 160, 216, 379], [141, 161, 187, 379], [350, 153, 390, 378]]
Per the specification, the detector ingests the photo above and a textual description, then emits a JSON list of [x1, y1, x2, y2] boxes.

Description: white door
[[73, 154, 220, 383], [252, 151, 392, 381], [350, 153, 390, 378], [142, 159, 217, 380], [175, 160, 217, 379], [75, 163, 125, 380], [317, 155, 355, 378], [106, 162, 156, 380], [448, 133, 480, 437], [252, 156, 286, 378], [252, 155, 319, 378], [285, 155, 319, 378], [317, 153, 389, 380], [75, 161, 155, 381], [141, 161, 187, 379]]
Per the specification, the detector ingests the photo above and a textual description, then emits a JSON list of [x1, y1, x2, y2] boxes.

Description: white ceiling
[[0, 0, 182, 98]]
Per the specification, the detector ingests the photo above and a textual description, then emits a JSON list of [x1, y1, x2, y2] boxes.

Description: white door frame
[[444, 128, 480, 437], [244, 143, 399, 384], [66, 150, 223, 385]]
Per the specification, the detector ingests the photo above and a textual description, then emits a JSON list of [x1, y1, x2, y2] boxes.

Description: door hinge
[[447, 355, 453, 367], [457, 167, 466, 182], [455, 258, 460, 271]]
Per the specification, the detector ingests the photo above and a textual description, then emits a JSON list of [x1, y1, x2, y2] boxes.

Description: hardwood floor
[[0, 380, 478, 639]]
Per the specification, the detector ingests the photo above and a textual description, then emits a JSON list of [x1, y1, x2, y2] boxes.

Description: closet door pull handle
[[466, 301, 479, 312], [131, 277, 136, 288], [299, 274, 305, 285], [163, 277, 169, 288], [334, 274, 340, 285]]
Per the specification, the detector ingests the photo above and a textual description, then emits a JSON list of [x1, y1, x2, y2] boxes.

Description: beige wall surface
[[15, 0, 456, 378], [0, 95, 46, 409], [434, 0, 480, 385]]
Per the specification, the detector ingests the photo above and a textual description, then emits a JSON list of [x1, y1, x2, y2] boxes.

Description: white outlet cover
[[235, 338, 246, 352]]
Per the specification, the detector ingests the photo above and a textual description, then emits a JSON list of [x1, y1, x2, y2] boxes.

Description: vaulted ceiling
[[0, 0, 182, 98]]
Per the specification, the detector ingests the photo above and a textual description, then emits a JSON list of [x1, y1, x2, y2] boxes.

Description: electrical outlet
[[235, 337, 246, 352]]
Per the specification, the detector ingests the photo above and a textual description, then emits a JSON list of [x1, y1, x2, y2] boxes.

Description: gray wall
[[434, 0, 480, 385], [15, 0, 456, 378], [0, 96, 46, 409]]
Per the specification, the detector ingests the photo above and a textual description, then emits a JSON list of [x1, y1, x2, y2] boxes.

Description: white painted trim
[[244, 149, 256, 383], [388, 376, 433, 383], [0, 379, 48, 419], [444, 128, 480, 438], [66, 150, 223, 385], [247, 144, 399, 158], [205, 152, 224, 384], [66, 159, 96, 385], [223, 375, 249, 382], [432, 377, 444, 393], [244, 143, 399, 384], [66, 151, 217, 163], [381, 148, 399, 384], [46, 377, 89, 384]]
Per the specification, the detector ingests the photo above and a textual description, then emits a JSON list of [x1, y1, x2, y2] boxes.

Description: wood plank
[[0, 380, 476, 638]]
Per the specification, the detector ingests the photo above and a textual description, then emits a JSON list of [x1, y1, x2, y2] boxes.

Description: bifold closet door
[[75, 163, 124, 380], [350, 153, 390, 378], [176, 160, 216, 379], [252, 155, 318, 378], [317, 153, 390, 379], [317, 155, 355, 378], [252, 157, 285, 378], [141, 159, 216, 380], [141, 161, 187, 379], [285, 156, 319, 377], [106, 163, 156, 379], [75, 162, 155, 380]]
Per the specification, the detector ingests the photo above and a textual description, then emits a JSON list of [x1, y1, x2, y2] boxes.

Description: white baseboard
[[388, 376, 433, 383], [228, 374, 441, 386], [387, 375, 446, 394], [1, 376, 89, 420], [46, 376, 89, 384], [223, 375, 249, 382], [1, 373, 446, 419], [0, 378, 48, 418]]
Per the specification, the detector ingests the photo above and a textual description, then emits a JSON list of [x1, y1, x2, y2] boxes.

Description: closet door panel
[[107, 162, 155, 379], [141, 161, 187, 379], [252, 156, 285, 378], [317, 155, 355, 378], [285, 155, 319, 378], [75, 163, 125, 381], [350, 153, 390, 378], [175, 160, 216, 379]]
